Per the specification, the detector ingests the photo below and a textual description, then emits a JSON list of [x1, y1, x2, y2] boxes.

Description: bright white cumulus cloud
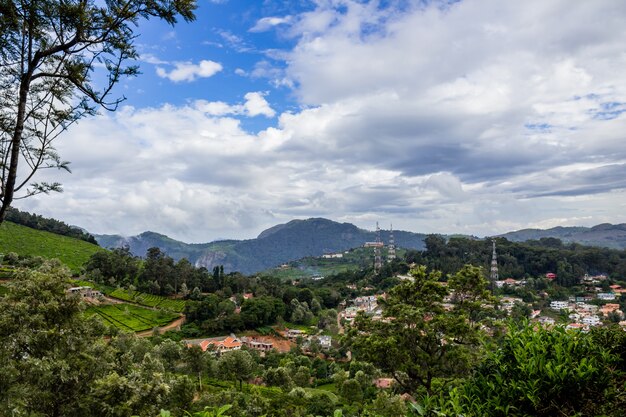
[[18, 0, 626, 242], [156, 60, 223, 82], [195, 92, 275, 118], [249, 16, 292, 32]]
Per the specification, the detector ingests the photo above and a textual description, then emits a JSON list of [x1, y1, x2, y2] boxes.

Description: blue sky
[[16, 0, 626, 242]]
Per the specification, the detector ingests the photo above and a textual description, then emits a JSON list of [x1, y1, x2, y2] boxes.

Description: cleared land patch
[[109, 288, 186, 312], [86, 304, 180, 332]]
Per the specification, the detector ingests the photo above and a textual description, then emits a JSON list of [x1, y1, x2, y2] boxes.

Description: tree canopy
[[0, 0, 196, 222]]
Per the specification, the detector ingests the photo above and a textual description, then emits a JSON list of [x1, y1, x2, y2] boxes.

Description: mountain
[[95, 218, 428, 274], [498, 223, 626, 249], [0, 221, 103, 272]]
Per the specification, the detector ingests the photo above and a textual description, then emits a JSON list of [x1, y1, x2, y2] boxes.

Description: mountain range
[[95, 219, 626, 274], [497, 223, 626, 249], [95, 218, 427, 274]]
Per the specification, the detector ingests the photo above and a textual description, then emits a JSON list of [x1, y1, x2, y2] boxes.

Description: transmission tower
[[387, 223, 396, 262], [374, 222, 382, 273], [490, 239, 499, 290]]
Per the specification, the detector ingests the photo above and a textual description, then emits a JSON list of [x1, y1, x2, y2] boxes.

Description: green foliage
[[185, 405, 232, 417], [0, 263, 108, 416], [418, 322, 626, 416], [416, 235, 626, 283], [0, 221, 102, 271], [0, 0, 196, 219], [348, 265, 492, 395], [217, 350, 257, 391]]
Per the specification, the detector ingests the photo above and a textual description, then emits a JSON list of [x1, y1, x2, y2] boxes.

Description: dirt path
[[136, 315, 186, 338], [337, 309, 344, 334]]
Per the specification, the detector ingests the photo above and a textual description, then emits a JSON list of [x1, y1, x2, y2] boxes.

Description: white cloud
[[243, 92, 275, 117], [249, 16, 292, 33], [156, 60, 223, 82], [194, 92, 275, 118], [16, 0, 626, 241]]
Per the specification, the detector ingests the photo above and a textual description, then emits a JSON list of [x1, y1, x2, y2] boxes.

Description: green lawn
[[109, 288, 186, 312], [86, 303, 180, 332], [0, 222, 103, 272]]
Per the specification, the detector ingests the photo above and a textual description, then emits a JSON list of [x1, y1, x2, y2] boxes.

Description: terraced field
[[86, 304, 180, 332], [109, 288, 186, 312]]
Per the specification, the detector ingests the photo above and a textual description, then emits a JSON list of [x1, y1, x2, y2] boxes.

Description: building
[[189, 336, 242, 354], [597, 293, 616, 301], [566, 323, 586, 331], [550, 301, 569, 310], [599, 304, 623, 318], [67, 286, 102, 299], [285, 329, 305, 341], [582, 315, 601, 326], [315, 335, 332, 349], [322, 253, 343, 259], [241, 337, 273, 352], [538, 316, 555, 325]]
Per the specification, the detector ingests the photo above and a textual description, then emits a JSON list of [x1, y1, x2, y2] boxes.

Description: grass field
[[109, 288, 186, 312], [86, 303, 180, 332], [0, 222, 103, 272]]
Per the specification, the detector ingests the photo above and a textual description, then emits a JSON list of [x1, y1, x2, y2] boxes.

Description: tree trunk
[[0, 76, 30, 224]]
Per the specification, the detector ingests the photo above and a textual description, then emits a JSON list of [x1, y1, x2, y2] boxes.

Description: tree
[[340, 379, 363, 405], [184, 344, 210, 391], [217, 350, 256, 391], [347, 266, 490, 395], [0, 262, 109, 416], [0, 0, 196, 222]]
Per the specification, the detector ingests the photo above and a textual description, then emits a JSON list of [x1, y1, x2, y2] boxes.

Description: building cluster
[[538, 290, 625, 331], [283, 329, 332, 350], [494, 278, 527, 288], [340, 294, 383, 322]]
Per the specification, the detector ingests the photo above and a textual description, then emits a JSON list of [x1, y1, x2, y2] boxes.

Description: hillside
[[0, 221, 103, 272], [96, 218, 428, 274], [499, 223, 626, 249]]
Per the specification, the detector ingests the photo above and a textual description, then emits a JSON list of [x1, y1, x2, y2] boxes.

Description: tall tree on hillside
[[0, 262, 109, 416], [0, 0, 196, 223], [347, 265, 493, 395]]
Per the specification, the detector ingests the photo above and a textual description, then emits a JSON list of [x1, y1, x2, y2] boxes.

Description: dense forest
[[406, 234, 626, 286]]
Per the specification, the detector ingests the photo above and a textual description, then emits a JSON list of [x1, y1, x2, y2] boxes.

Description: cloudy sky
[[16, 0, 626, 242]]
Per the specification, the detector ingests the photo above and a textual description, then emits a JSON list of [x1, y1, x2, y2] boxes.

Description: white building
[[550, 301, 569, 310], [597, 293, 616, 301], [582, 315, 601, 326]]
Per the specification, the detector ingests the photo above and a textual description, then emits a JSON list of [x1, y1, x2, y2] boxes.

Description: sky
[[15, 0, 626, 243]]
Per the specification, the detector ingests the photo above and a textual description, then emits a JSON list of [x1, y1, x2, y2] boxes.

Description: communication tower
[[387, 224, 396, 262], [374, 222, 383, 273], [490, 239, 499, 290]]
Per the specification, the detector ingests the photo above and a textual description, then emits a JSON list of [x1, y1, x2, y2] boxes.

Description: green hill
[[0, 221, 103, 272]]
